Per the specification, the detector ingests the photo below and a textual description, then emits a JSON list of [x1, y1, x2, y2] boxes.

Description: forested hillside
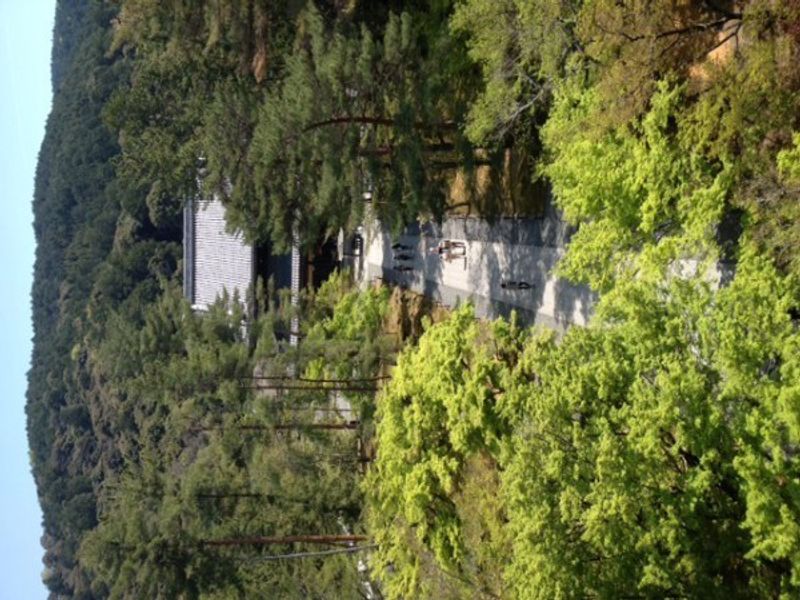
[[28, 1, 800, 598], [29, 1, 181, 595]]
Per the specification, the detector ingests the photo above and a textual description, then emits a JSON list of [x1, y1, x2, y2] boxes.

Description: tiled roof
[[185, 196, 253, 311]]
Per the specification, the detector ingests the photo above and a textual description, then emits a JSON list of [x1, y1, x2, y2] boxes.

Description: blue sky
[[0, 1, 55, 599]]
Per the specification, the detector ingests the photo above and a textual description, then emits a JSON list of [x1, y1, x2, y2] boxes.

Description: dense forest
[[28, 0, 800, 598]]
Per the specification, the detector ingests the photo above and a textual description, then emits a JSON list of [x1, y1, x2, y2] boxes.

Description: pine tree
[[243, 7, 488, 249]]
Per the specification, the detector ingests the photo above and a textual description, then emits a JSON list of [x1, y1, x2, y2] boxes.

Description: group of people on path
[[391, 239, 466, 273], [391, 243, 414, 273], [390, 239, 532, 291]]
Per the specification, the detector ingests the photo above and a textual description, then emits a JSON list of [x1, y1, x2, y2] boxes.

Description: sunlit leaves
[[367, 251, 800, 598]]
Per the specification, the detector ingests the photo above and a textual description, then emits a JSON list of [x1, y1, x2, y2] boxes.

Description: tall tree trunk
[[244, 544, 378, 562], [274, 422, 360, 431], [278, 406, 357, 413], [304, 115, 457, 132], [244, 383, 377, 392], [201, 534, 369, 547], [247, 375, 390, 383], [360, 142, 458, 157], [190, 422, 361, 433]]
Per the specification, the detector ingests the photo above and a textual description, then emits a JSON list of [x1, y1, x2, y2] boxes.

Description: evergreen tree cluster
[[77, 282, 390, 598], [29, 1, 182, 595], [105, 0, 489, 250]]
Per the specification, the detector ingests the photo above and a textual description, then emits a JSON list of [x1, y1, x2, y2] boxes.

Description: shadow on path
[[365, 211, 594, 330]]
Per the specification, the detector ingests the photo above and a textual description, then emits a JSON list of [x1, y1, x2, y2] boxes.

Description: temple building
[[182, 196, 339, 320]]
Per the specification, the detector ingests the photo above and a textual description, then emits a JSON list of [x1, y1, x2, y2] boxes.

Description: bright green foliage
[[303, 280, 391, 381], [435, 1, 800, 596], [367, 256, 800, 598], [777, 134, 800, 184], [366, 307, 523, 598], [532, 1, 800, 284], [312, 282, 389, 343], [543, 81, 734, 293], [252, 273, 393, 428], [502, 282, 732, 598]]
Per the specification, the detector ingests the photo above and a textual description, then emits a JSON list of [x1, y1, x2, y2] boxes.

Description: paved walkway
[[359, 215, 595, 330]]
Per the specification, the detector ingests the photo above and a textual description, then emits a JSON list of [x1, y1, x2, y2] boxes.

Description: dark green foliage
[[78, 284, 375, 598], [109, 1, 490, 251], [450, 0, 579, 143], [242, 5, 484, 248], [28, 2, 181, 596], [104, 0, 297, 243]]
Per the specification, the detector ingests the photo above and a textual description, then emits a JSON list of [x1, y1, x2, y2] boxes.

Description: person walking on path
[[430, 240, 466, 262], [501, 280, 532, 290]]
